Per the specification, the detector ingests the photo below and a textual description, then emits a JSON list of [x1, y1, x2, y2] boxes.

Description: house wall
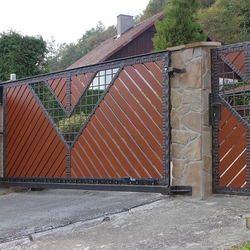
[[107, 26, 156, 61], [169, 42, 221, 199]]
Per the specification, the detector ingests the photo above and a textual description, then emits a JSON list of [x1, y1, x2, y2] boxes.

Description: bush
[[58, 113, 86, 142]]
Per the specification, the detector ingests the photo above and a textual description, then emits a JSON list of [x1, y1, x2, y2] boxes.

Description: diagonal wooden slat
[[224, 51, 245, 75], [228, 167, 247, 188], [6, 87, 66, 178], [134, 63, 162, 99], [218, 115, 239, 144], [75, 134, 110, 178], [89, 114, 137, 177], [123, 66, 162, 113], [70, 73, 92, 108], [97, 101, 151, 177], [118, 69, 162, 130], [219, 151, 246, 187], [143, 61, 163, 85], [218, 123, 245, 158], [105, 90, 162, 177], [218, 104, 247, 188], [47, 78, 67, 109], [219, 135, 246, 175], [113, 78, 162, 157]]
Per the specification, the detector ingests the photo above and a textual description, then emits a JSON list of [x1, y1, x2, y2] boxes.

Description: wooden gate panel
[[1, 51, 171, 191], [211, 42, 250, 195], [6, 85, 67, 178], [217, 104, 247, 189]]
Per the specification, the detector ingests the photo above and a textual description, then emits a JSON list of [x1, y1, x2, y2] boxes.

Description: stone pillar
[[169, 42, 221, 199]]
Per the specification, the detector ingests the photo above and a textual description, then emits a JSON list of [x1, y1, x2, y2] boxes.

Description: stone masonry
[[169, 42, 221, 199]]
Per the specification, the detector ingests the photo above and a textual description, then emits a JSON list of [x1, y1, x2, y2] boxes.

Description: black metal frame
[[0, 51, 179, 194], [211, 42, 250, 196]]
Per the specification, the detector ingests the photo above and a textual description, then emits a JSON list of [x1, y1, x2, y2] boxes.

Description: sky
[[0, 0, 150, 44]]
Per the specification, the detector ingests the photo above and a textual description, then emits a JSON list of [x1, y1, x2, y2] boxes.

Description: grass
[[229, 243, 250, 250]]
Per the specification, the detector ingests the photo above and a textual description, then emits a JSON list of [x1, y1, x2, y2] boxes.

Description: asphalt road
[[0, 188, 250, 250]]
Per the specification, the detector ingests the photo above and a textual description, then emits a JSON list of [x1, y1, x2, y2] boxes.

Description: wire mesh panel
[[211, 42, 250, 195], [1, 51, 171, 190]]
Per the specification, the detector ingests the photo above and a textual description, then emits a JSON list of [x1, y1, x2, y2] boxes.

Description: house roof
[[68, 12, 164, 69]]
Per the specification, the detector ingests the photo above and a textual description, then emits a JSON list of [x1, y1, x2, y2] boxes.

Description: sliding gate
[[0, 51, 171, 193], [211, 42, 250, 196]]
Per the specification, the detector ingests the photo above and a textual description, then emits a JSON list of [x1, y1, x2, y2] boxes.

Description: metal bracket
[[164, 67, 186, 78], [209, 93, 221, 125], [170, 186, 192, 196]]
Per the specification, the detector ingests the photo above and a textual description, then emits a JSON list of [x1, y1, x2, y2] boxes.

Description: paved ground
[[0, 187, 250, 250]]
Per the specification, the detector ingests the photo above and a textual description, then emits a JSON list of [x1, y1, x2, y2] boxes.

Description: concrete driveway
[[0, 188, 250, 250]]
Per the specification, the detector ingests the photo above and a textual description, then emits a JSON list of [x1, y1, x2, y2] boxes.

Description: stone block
[[182, 91, 191, 104], [203, 170, 212, 199], [185, 162, 202, 198], [170, 109, 180, 129], [184, 136, 202, 161], [171, 89, 181, 108], [172, 130, 190, 145], [194, 47, 202, 58], [178, 104, 190, 115], [172, 144, 184, 159], [180, 58, 202, 88], [171, 52, 185, 68], [191, 89, 202, 112], [203, 71, 211, 90], [183, 48, 194, 62], [203, 155, 212, 174], [172, 159, 186, 179], [171, 76, 179, 88], [181, 112, 202, 133], [202, 131, 212, 156]]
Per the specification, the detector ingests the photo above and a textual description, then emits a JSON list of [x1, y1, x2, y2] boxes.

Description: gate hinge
[[164, 67, 186, 78], [209, 93, 221, 125]]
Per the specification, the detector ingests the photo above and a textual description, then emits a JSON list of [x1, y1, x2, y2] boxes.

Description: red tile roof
[[68, 12, 164, 69]]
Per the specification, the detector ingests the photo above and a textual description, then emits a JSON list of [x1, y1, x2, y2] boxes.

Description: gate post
[[169, 42, 220, 199], [0, 85, 3, 178]]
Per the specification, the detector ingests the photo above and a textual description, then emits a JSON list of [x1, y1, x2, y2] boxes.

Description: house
[[67, 12, 165, 68], [68, 12, 214, 69]]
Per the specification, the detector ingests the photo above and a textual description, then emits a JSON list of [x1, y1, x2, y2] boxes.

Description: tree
[[152, 0, 206, 50], [0, 30, 48, 81], [198, 0, 250, 44], [46, 36, 61, 72], [200, 0, 216, 8], [139, 0, 168, 22], [46, 22, 116, 71]]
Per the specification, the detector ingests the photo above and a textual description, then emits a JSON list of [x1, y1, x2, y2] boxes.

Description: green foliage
[[198, 0, 250, 44], [153, 0, 206, 50], [75, 89, 105, 115], [229, 243, 250, 250], [58, 113, 86, 141], [139, 0, 168, 22], [0, 30, 48, 81], [46, 22, 116, 71], [200, 0, 216, 8]]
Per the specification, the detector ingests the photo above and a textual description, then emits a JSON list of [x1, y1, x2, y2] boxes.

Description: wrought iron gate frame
[[211, 42, 250, 196], [0, 51, 176, 194]]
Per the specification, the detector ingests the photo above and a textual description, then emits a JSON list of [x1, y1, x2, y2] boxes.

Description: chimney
[[117, 14, 134, 36], [10, 74, 16, 81]]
